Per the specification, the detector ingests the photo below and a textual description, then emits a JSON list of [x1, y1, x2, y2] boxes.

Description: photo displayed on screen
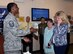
[[0, 8, 8, 33], [31, 8, 49, 21]]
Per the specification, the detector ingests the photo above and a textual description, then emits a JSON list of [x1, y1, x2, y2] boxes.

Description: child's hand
[[48, 43, 51, 48]]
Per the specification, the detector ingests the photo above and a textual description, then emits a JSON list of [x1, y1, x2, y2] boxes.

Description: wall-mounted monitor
[[0, 7, 8, 33], [31, 8, 49, 21]]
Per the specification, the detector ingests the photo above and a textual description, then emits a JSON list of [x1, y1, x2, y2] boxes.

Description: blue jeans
[[54, 45, 67, 54]]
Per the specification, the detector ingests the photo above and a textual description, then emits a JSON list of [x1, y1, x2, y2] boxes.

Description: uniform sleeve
[[4, 20, 27, 36]]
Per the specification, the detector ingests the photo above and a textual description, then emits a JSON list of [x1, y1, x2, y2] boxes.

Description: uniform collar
[[9, 12, 16, 18]]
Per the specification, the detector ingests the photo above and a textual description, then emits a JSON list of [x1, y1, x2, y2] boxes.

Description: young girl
[[44, 19, 54, 54]]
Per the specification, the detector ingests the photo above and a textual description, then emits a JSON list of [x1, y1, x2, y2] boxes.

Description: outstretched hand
[[23, 37, 31, 43]]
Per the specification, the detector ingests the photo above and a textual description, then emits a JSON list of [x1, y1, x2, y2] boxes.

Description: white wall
[[0, 0, 73, 51]]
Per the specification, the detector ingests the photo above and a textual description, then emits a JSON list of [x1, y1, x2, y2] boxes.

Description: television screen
[[31, 8, 49, 21], [0, 7, 8, 33]]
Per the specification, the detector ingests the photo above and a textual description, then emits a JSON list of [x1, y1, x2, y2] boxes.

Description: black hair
[[47, 18, 54, 25], [7, 2, 16, 12], [40, 17, 45, 20]]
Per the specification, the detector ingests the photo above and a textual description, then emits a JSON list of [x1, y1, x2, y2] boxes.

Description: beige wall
[[1, 0, 73, 18], [0, 0, 73, 51]]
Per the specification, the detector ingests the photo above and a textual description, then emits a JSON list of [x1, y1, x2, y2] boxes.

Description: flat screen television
[[0, 7, 8, 33], [31, 8, 49, 21]]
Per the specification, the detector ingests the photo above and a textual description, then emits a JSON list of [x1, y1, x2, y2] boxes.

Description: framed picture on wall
[[0, 6, 8, 33], [31, 8, 49, 21]]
